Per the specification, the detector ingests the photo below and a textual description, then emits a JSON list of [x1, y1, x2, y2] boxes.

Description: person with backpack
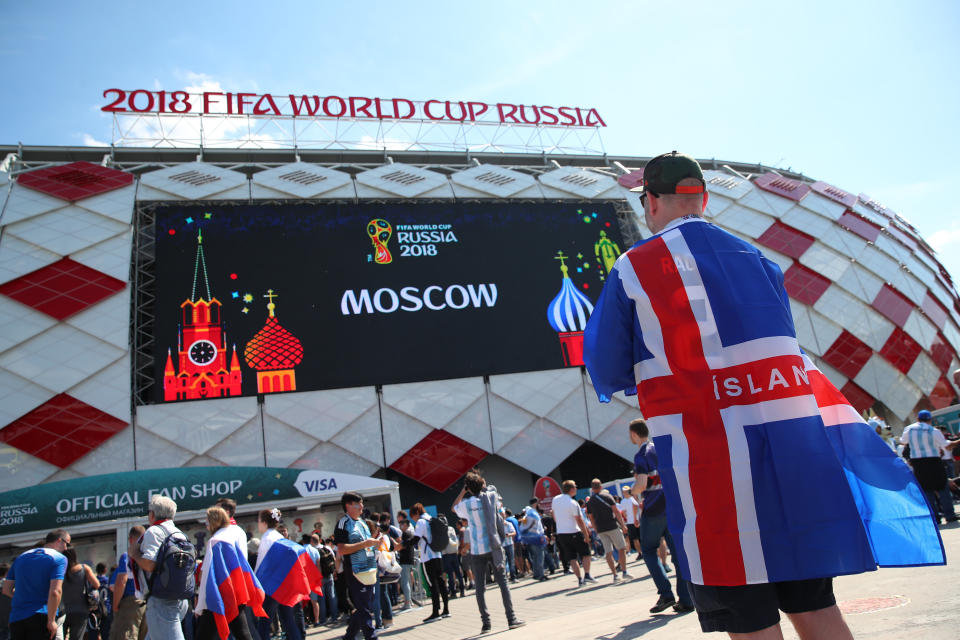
[[409, 503, 449, 623], [452, 472, 525, 635], [93, 563, 111, 640], [310, 535, 337, 626], [128, 495, 194, 640], [61, 547, 100, 639]]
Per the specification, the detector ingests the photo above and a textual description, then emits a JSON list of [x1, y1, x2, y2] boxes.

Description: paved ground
[[306, 522, 960, 640]]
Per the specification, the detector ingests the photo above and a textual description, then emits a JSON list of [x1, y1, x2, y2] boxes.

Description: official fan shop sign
[[101, 89, 606, 127], [0, 467, 390, 537]]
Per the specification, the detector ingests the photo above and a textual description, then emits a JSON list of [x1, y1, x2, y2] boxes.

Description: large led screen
[[150, 202, 625, 403]]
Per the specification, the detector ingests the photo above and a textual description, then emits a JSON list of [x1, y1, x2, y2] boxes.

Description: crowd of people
[[0, 445, 699, 640]]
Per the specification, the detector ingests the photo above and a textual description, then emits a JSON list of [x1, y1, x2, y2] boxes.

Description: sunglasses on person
[[639, 190, 659, 207]]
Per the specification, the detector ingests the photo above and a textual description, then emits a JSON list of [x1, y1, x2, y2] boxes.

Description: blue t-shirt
[[334, 515, 375, 573], [634, 442, 665, 517], [506, 517, 521, 541], [7, 547, 67, 623], [110, 553, 135, 598]]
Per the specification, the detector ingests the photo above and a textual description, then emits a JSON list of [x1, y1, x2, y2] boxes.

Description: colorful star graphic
[[577, 253, 583, 259], [241, 307, 249, 314], [231, 291, 239, 299], [591, 212, 597, 218], [204, 212, 213, 219], [185, 217, 194, 224], [243, 294, 253, 303]]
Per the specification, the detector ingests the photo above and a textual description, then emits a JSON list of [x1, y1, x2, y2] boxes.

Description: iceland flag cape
[[583, 216, 945, 587], [255, 538, 323, 607], [200, 534, 267, 640]]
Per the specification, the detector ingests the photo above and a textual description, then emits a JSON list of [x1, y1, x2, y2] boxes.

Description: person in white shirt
[[901, 410, 959, 523], [128, 495, 190, 640], [550, 480, 595, 588], [409, 503, 449, 622], [618, 487, 642, 558]]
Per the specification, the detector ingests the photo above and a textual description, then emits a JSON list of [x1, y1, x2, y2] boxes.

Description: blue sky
[[2, 1, 959, 281]]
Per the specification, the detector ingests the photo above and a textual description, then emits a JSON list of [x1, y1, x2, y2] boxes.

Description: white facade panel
[[381, 377, 485, 430], [711, 203, 774, 239], [0, 369, 55, 428], [71, 230, 133, 282], [139, 163, 249, 200], [854, 355, 922, 421], [908, 351, 941, 396], [67, 355, 132, 424], [538, 167, 619, 199], [330, 405, 385, 467], [76, 184, 136, 224], [4, 206, 128, 257], [251, 163, 353, 198], [813, 286, 894, 350], [64, 291, 130, 349], [0, 296, 57, 355], [262, 416, 321, 468], [799, 243, 849, 282], [0, 324, 125, 394], [263, 386, 377, 443], [0, 448, 59, 491], [132, 428, 194, 471], [496, 417, 584, 477], [0, 234, 60, 285], [380, 404, 433, 467], [69, 425, 135, 476], [135, 395, 259, 456], [0, 184, 66, 226], [442, 396, 494, 453], [451, 165, 538, 198], [206, 420, 267, 468], [835, 263, 884, 305]]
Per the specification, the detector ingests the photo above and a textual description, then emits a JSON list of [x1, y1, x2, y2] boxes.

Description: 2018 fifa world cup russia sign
[[101, 88, 607, 127]]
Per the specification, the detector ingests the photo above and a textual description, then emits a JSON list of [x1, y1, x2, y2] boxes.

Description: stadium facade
[[0, 144, 958, 549]]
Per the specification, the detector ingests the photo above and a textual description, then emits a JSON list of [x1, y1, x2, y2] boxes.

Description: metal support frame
[[111, 112, 608, 156]]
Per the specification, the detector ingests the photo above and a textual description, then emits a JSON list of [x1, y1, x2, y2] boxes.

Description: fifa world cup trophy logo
[[367, 218, 393, 264]]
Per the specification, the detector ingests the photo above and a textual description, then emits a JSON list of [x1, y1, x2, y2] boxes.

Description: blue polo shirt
[[634, 441, 665, 518], [111, 553, 135, 598], [7, 547, 67, 623]]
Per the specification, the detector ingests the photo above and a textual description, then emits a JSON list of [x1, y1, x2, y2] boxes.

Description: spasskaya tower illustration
[[163, 230, 242, 401]]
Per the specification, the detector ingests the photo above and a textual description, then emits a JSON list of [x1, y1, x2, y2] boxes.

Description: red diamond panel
[[389, 430, 487, 492], [810, 181, 858, 208], [0, 257, 126, 320], [930, 332, 956, 374], [783, 262, 831, 305], [871, 284, 914, 327], [17, 161, 134, 202], [839, 380, 874, 413], [0, 393, 128, 468], [837, 211, 881, 242], [822, 330, 874, 379], [754, 173, 811, 202], [930, 376, 958, 410], [878, 327, 922, 374], [757, 221, 815, 259], [921, 293, 949, 329]]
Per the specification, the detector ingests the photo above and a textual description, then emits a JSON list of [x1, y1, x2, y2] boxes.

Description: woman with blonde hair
[[195, 506, 265, 640]]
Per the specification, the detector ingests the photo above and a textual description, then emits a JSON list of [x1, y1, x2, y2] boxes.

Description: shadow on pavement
[[595, 612, 685, 639]]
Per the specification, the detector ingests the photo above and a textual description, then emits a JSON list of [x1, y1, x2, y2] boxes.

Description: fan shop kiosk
[[0, 467, 400, 569]]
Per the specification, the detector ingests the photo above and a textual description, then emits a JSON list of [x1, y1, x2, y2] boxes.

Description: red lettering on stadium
[[101, 89, 606, 127]]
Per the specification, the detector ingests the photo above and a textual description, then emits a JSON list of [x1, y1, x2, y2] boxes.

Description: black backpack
[[428, 514, 450, 553], [147, 530, 196, 600], [317, 545, 336, 578]]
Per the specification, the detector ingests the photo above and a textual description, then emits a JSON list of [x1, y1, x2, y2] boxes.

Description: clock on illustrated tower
[[163, 230, 242, 401]]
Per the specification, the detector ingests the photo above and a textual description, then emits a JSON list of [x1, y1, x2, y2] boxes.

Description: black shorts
[[687, 578, 836, 634], [555, 532, 591, 563], [626, 524, 640, 542]]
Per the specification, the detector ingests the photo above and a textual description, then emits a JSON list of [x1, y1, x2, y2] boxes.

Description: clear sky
[[2, 1, 959, 282]]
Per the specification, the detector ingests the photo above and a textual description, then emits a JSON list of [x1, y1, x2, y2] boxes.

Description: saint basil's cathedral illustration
[[546, 251, 595, 367], [163, 230, 242, 401], [244, 290, 304, 394]]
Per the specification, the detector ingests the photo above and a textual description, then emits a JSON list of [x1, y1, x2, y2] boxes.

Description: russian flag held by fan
[[200, 532, 267, 640], [255, 537, 323, 606], [584, 215, 945, 587]]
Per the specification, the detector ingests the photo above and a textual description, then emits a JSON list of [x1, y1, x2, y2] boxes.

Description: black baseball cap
[[630, 151, 705, 195]]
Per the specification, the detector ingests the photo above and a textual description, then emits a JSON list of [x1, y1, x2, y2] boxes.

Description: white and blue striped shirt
[[453, 496, 491, 556], [900, 422, 947, 459]]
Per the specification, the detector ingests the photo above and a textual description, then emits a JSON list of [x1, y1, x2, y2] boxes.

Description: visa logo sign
[[302, 477, 338, 493]]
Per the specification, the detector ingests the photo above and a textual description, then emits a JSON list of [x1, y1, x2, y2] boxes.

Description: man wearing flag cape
[[583, 151, 945, 639]]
